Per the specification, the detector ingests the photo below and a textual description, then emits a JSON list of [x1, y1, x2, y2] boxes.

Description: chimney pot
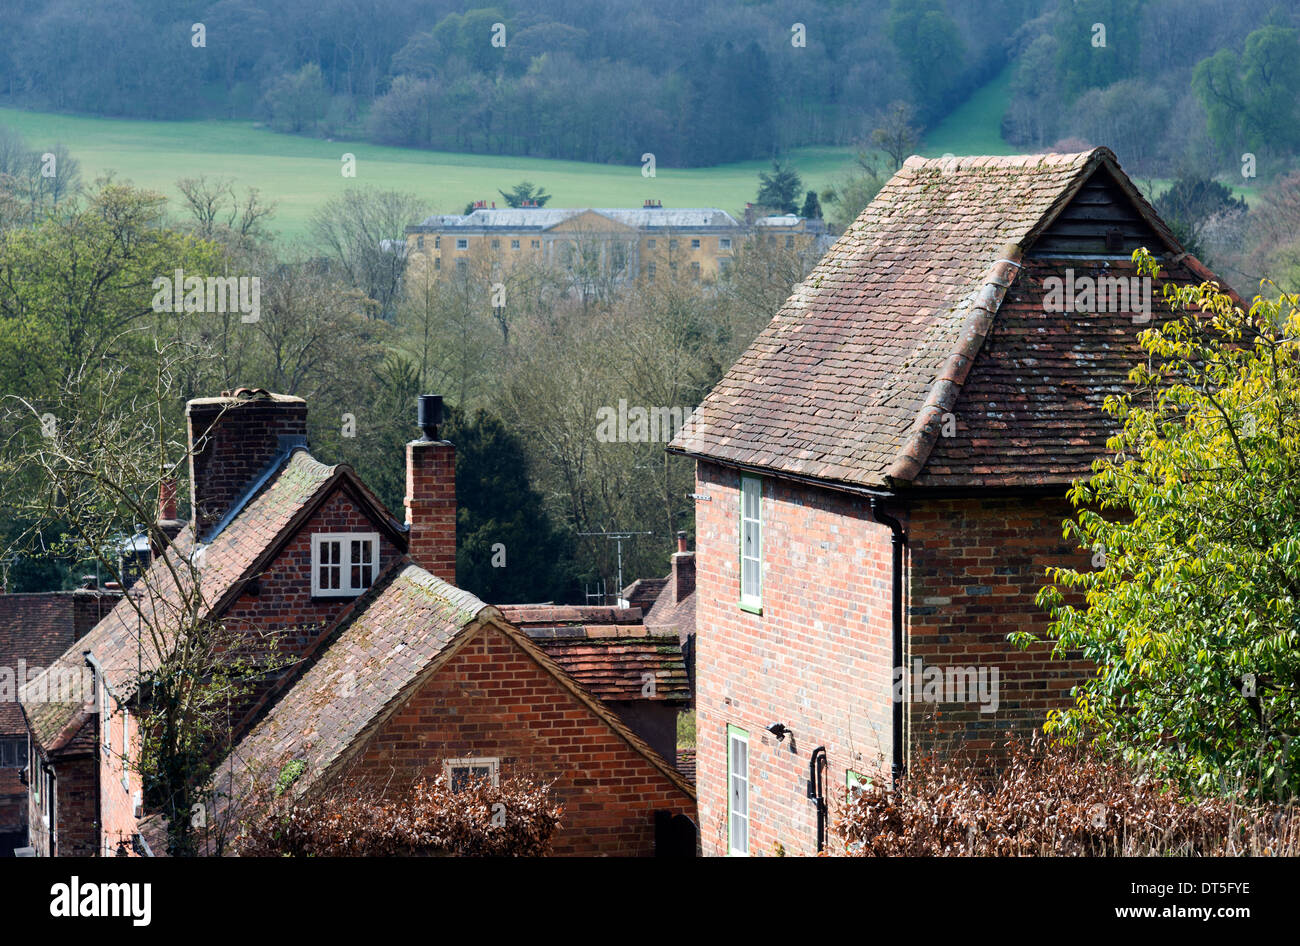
[[158, 478, 178, 522], [671, 533, 694, 603], [417, 394, 444, 441]]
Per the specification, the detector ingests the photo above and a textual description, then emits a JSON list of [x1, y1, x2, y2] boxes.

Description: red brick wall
[[337, 624, 695, 856], [906, 496, 1093, 762], [29, 750, 97, 857], [405, 440, 456, 583], [1, 773, 25, 834], [692, 461, 895, 857], [99, 702, 139, 855]]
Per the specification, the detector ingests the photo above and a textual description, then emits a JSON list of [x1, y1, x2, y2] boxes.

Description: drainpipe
[[808, 746, 828, 852], [85, 651, 105, 856], [869, 500, 906, 782]]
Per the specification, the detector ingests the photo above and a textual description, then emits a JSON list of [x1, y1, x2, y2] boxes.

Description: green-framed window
[[739, 475, 762, 612], [727, 724, 749, 856], [847, 769, 870, 801]]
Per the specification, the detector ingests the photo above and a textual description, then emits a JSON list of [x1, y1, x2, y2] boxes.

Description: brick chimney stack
[[672, 530, 695, 603], [152, 477, 186, 554], [405, 395, 456, 584], [186, 389, 308, 541]]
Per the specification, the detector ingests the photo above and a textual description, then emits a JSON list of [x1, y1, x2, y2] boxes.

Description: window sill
[[738, 601, 762, 616], [310, 593, 366, 603]]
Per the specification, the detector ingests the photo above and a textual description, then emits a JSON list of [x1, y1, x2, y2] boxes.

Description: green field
[[1, 82, 1028, 240], [0, 109, 856, 239], [923, 66, 1018, 157]]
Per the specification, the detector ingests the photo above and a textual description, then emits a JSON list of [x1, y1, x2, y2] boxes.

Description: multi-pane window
[[416, 235, 424, 250], [511, 239, 520, 249], [690, 238, 700, 249], [647, 238, 656, 249], [531, 239, 540, 249], [456, 238, 468, 250], [311, 533, 380, 597], [719, 237, 731, 250], [785, 235, 795, 248], [491, 239, 500, 249], [728, 726, 749, 855], [740, 476, 762, 609], [445, 757, 500, 792], [647, 262, 656, 281], [0, 738, 27, 767], [434, 236, 441, 249]]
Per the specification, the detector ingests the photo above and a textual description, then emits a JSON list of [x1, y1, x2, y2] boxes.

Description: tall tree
[[1017, 249, 1300, 801], [756, 160, 802, 215]]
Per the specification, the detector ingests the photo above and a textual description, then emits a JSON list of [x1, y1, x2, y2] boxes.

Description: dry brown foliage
[[836, 736, 1300, 856], [236, 773, 563, 857]]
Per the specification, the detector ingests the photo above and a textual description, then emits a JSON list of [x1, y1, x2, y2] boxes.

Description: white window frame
[[121, 705, 130, 789], [311, 532, 380, 598], [740, 475, 763, 610], [691, 238, 701, 249], [456, 238, 468, 250], [727, 726, 749, 856], [444, 757, 500, 791], [99, 672, 110, 751], [719, 237, 732, 250]]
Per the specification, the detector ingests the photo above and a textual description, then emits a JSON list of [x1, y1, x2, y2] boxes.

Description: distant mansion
[[403, 201, 829, 282]]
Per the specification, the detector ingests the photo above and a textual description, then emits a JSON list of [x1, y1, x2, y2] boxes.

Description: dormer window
[[311, 532, 379, 597]]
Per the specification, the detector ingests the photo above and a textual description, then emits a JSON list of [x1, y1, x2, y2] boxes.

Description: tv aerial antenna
[[578, 530, 653, 603]]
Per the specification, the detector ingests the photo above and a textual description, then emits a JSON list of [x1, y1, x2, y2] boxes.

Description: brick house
[[20, 388, 694, 856], [214, 573, 694, 856], [498, 602, 691, 766], [668, 148, 1230, 856], [0, 589, 115, 853]]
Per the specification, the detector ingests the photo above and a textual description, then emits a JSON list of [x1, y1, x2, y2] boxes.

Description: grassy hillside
[[922, 66, 1017, 157], [0, 108, 869, 239], [0, 76, 1029, 241]]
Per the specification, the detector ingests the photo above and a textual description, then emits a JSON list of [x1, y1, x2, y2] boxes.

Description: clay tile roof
[[498, 603, 689, 703], [621, 577, 668, 614], [675, 748, 695, 784], [215, 564, 485, 804], [644, 582, 695, 641], [523, 627, 690, 703], [215, 565, 694, 810], [20, 450, 341, 750], [0, 594, 83, 735], [669, 147, 1186, 490]]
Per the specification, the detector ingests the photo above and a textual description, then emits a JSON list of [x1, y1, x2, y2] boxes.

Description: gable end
[[1027, 165, 1175, 259]]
